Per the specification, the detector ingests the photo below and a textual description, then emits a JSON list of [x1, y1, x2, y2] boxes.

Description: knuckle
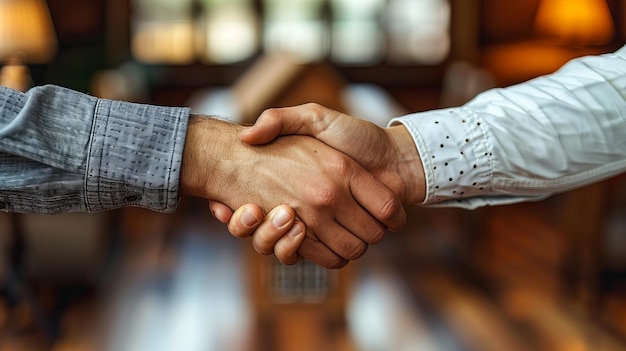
[[261, 107, 280, 117], [329, 155, 352, 176], [256, 247, 273, 256], [310, 183, 341, 208], [322, 256, 348, 269], [253, 238, 274, 255], [274, 245, 293, 263], [227, 223, 250, 238], [280, 258, 297, 266], [304, 102, 322, 111], [328, 234, 368, 261], [276, 251, 297, 265], [366, 225, 386, 245], [378, 195, 402, 223], [298, 236, 348, 269], [345, 242, 368, 260]]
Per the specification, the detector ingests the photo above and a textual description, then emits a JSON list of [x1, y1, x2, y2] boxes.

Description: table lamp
[[0, 0, 57, 91], [534, 0, 614, 46]]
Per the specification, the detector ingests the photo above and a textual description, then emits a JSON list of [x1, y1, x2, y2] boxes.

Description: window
[[387, 0, 451, 64], [198, 0, 259, 64], [129, 0, 451, 65], [330, 0, 386, 65], [131, 0, 195, 64]]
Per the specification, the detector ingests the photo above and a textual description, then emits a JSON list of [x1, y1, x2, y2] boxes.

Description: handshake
[[180, 103, 426, 269]]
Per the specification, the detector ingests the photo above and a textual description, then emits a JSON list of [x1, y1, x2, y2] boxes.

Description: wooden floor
[[1, 195, 626, 351]]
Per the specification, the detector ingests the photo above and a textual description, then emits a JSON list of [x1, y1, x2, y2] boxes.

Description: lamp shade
[[534, 0, 614, 45], [0, 0, 57, 63]]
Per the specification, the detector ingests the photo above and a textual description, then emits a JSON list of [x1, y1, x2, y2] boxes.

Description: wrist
[[180, 114, 246, 201], [386, 125, 426, 205]]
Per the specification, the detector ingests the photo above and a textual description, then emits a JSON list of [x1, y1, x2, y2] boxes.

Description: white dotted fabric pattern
[[390, 45, 626, 209], [390, 107, 492, 207]]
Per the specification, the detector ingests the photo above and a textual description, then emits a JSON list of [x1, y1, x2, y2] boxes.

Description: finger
[[298, 234, 348, 269], [315, 220, 367, 260], [335, 204, 386, 246], [240, 111, 283, 145], [274, 220, 306, 265], [290, 187, 372, 262], [252, 206, 296, 255], [350, 172, 407, 232], [209, 201, 235, 223], [227, 204, 264, 238], [241, 104, 330, 145]]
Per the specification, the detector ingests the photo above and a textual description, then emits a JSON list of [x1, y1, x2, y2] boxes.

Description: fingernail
[[287, 223, 303, 238], [272, 208, 290, 228], [241, 209, 260, 228]]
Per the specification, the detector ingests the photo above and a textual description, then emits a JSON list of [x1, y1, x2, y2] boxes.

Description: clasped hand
[[181, 111, 414, 269], [203, 103, 426, 268]]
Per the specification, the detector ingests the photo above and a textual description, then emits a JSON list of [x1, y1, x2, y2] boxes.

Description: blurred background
[[1, 0, 626, 350]]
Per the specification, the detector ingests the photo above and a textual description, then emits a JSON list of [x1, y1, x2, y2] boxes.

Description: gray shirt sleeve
[[0, 85, 190, 214]]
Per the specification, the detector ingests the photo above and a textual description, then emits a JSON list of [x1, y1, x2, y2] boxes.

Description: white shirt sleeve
[[390, 45, 626, 209]]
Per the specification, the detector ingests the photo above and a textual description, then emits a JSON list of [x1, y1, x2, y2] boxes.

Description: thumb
[[241, 104, 327, 145], [240, 109, 286, 145], [208, 201, 235, 223]]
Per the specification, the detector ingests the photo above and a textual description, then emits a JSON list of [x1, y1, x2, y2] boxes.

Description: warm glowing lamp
[[534, 0, 614, 45], [0, 0, 57, 91]]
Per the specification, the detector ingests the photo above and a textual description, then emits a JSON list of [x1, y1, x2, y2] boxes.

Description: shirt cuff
[[86, 98, 190, 213], [390, 107, 493, 208]]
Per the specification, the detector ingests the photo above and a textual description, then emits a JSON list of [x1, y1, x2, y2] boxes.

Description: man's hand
[[220, 204, 306, 265], [210, 103, 426, 265], [181, 114, 406, 269], [242, 103, 426, 204]]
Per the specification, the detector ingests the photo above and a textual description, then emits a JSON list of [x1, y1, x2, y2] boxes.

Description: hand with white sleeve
[[182, 113, 407, 268], [209, 103, 426, 262]]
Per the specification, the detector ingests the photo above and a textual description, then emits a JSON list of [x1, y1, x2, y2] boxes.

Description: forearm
[[394, 46, 626, 209], [0, 85, 189, 213]]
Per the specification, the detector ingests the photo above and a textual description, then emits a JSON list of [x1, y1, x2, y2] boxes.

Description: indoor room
[[1, 0, 625, 350]]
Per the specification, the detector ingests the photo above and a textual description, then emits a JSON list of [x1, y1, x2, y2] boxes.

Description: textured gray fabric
[[0, 85, 190, 214]]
